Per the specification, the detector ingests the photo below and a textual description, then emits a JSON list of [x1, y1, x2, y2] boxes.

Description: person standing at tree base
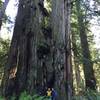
[[47, 88, 52, 97], [51, 88, 57, 100]]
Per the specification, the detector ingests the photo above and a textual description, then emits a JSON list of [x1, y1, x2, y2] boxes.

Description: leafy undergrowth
[[0, 90, 100, 100], [0, 91, 51, 100], [19, 91, 50, 100], [73, 90, 100, 100]]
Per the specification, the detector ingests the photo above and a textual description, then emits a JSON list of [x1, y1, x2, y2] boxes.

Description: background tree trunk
[[76, 0, 96, 90], [72, 33, 82, 93], [0, 0, 9, 30]]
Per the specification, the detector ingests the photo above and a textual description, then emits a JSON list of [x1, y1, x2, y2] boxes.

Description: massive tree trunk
[[0, 0, 9, 30], [1, 0, 52, 98], [1, 0, 38, 98], [52, 0, 72, 99], [76, 0, 96, 90]]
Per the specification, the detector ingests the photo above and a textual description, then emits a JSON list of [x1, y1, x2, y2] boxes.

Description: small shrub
[[0, 96, 4, 100]]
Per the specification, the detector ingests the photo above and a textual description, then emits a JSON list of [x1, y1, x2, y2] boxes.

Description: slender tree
[[76, 0, 96, 90]]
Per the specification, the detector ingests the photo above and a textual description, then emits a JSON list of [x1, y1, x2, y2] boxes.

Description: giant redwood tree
[[1, 0, 73, 100]]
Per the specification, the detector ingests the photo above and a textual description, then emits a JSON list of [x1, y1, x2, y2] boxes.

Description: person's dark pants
[[51, 96, 56, 100]]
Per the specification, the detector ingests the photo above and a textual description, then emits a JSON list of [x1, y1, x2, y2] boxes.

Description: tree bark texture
[[52, 0, 73, 100]]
